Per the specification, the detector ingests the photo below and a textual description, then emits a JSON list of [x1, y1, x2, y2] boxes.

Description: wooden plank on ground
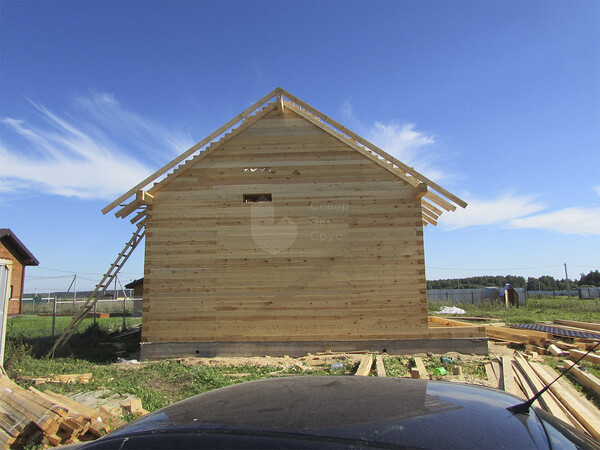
[[428, 316, 478, 327], [411, 357, 429, 379], [512, 361, 537, 402], [484, 361, 499, 388], [485, 326, 547, 345], [529, 361, 600, 440], [513, 354, 571, 423], [355, 355, 373, 376], [41, 390, 122, 428], [563, 360, 600, 397], [554, 320, 600, 333], [530, 364, 589, 434], [539, 364, 600, 426], [491, 359, 502, 388], [375, 355, 387, 377], [569, 349, 600, 366], [548, 344, 568, 357], [501, 356, 524, 399]]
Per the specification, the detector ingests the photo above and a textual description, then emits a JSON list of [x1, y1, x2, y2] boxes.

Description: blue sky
[[1, 1, 598, 292]]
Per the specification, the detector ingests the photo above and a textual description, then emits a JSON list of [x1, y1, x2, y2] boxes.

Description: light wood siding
[[142, 109, 427, 343]]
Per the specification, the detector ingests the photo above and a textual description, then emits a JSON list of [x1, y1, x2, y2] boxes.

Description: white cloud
[[594, 185, 600, 196], [341, 98, 354, 119], [341, 99, 446, 181], [365, 121, 445, 180], [0, 93, 195, 200], [509, 207, 600, 236], [439, 191, 600, 236], [439, 193, 546, 229]]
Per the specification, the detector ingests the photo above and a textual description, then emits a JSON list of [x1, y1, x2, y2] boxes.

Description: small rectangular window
[[243, 193, 272, 203], [244, 167, 272, 173]]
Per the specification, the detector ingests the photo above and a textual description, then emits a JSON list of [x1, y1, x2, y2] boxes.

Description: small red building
[[0, 229, 39, 315]]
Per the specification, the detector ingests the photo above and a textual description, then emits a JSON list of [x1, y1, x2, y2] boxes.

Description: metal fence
[[578, 287, 600, 299], [428, 287, 600, 305], [21, 298, 143, 317], [526, 290, 580, 298], [427, 288, 528, 307]]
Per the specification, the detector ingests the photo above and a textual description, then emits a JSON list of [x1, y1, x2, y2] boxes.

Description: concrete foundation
[[140, 338, 489, 360]]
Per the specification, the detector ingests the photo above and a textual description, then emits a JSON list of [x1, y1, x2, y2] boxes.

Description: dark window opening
[[244, 167, 272, 173], [243, 193, 272, 203]]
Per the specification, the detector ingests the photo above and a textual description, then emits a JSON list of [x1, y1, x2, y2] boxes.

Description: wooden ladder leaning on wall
[[46, 221, 146, 359]]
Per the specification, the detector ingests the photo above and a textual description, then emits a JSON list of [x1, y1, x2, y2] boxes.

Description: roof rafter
[[102, 87, 282, 215], [104, 87, 466, 225], [284, 101, 419, 188], [277, 88, 467, 209]]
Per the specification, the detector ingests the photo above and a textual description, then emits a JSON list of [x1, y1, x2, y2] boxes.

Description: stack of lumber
[[487, 352, 600, 440], [0, 376, 125, 448], [17, 373, 93, 385], [484, 319, 600, 353]]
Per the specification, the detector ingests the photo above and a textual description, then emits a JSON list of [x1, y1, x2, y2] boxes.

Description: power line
[[34, 266, 142, 276], [426, 265, 565, 271]]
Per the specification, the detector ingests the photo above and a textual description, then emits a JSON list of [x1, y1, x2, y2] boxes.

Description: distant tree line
[[427, 270, 599, 290], [578, 270, 600, 287]]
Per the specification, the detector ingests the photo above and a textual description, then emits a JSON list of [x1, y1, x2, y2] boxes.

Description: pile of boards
[[484, 352, 600, 440], [17, 373, 93, 385], [434, 317, 600, 439], [0, 375, 125, 448], [484, 319, 600, 354]]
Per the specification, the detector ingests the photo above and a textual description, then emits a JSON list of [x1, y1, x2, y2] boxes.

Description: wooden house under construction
[[102, 88, 486, 359]]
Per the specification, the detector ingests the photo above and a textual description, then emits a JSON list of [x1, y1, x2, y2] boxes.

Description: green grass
[[4, 315, 357, 416], [5, 300, 598, 421], [428, 296, 600, 324], [383, 357, 410, 377], [7, 315, 142, 339], [6, 349, 356, 413], [543, 355, 600, 410]]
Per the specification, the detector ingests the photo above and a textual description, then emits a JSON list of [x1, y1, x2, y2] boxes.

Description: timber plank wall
[[142, 108, 427, 344]]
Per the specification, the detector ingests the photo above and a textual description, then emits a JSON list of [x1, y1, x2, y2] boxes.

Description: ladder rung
[[47, 223, 145, 358]]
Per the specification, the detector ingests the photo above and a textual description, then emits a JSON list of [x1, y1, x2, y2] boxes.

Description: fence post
[[93, 301, 97, 328], [123, 297, 126, 330], [471, 291, 475, 304], [51, 297, 56, 338]]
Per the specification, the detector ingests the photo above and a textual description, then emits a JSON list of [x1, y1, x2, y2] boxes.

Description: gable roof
[[0, 228, 39, 266], [103, 88, 467, 226], [125, 277, 144, 289]]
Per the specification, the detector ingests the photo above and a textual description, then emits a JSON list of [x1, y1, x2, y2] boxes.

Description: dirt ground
[[142, 342, 511, 388], [120, 342, 505, 373]]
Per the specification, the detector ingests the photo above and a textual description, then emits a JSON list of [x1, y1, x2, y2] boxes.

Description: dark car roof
[[80, 376, 599, 449]]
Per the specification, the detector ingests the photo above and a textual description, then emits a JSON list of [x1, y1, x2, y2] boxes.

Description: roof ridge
[[104, 87, 466, 221]]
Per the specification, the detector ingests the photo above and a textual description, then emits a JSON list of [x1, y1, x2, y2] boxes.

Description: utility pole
[[564, 263, 571, 300]]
